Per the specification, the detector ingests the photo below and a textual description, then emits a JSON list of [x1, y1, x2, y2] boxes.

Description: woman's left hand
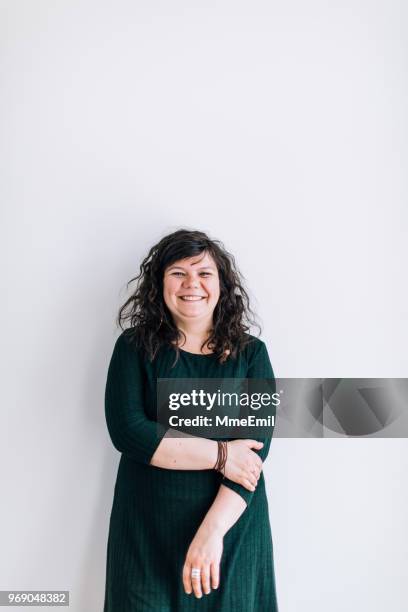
[[182, 525, 224, 598]]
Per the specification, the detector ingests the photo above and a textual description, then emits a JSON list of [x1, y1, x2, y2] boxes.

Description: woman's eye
[[171, 272, 211, 277]]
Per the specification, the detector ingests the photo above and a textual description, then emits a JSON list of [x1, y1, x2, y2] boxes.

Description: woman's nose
[[183, 276, 199, 288]]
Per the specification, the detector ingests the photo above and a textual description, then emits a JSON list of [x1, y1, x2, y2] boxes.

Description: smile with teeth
[[178, 295, 206, 301]]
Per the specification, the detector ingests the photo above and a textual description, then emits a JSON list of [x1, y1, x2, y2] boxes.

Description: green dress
[[103, 329, 279, 611]]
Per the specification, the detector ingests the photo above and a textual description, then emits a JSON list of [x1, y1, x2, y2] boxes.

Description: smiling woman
[[163, 251, 221, 351], [103, 228, 280, 612]]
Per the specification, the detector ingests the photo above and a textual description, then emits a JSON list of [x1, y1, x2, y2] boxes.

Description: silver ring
[[191, 568, 201, 577]]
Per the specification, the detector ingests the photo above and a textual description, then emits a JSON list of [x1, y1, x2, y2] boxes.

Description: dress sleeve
[[220, 339, 276, 507], [104, 332, 168, 465]]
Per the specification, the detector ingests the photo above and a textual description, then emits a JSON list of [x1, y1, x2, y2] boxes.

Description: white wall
[[1, 1, 407, 611]]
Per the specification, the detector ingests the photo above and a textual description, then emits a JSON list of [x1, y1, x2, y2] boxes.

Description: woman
[[103, 228, 279, 611]]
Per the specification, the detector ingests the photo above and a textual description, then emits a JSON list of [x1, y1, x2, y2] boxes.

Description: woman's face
[[163, 251, 220, 326]]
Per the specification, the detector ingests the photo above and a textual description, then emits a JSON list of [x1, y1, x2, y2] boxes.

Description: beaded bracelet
[[213, 441, 228, 477]]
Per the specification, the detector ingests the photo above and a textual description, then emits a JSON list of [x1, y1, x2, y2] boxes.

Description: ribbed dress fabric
[[103, 329, 279, 611]]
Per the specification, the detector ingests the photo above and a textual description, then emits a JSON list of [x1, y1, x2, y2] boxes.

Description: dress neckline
[[177, 346, 215, 357]]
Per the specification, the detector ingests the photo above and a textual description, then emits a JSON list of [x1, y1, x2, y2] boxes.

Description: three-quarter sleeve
[[221, 339, 276, 507], [104, 332, 168, 465]]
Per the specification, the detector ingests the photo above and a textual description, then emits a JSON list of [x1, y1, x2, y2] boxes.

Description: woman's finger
[[182, 564, 192, 595], [210, 562, 220, 590], [246, 471, 257, 487], [201, 564, 211, 595], [191, 567, 203, 598], [242, 477, 256, 492]]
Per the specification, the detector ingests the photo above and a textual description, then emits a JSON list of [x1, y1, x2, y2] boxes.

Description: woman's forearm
[[195, 484, 247, 538], [149, 431, 218, 470]]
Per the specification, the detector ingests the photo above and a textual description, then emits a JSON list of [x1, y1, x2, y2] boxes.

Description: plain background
[[1, 1, 407, 611]]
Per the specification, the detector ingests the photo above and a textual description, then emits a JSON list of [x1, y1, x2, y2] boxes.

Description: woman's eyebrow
[[167, 265, 215, 271]]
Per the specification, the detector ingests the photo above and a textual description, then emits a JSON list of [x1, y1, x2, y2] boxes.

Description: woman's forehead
[[167, 252, 217, 270]]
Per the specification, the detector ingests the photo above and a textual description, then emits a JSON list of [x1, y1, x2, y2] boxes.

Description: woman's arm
[[104, 333, 169, 464], [149, 433, 218, 470], [182, 484, 246, 598], [150, 435, 263, 494], [219, 339, 276, 508]]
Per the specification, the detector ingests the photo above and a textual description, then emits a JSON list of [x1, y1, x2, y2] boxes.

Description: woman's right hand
[[221, 440, 264, 491]]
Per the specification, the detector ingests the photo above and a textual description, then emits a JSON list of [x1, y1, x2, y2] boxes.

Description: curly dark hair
[[117, 228, 261, 366]]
